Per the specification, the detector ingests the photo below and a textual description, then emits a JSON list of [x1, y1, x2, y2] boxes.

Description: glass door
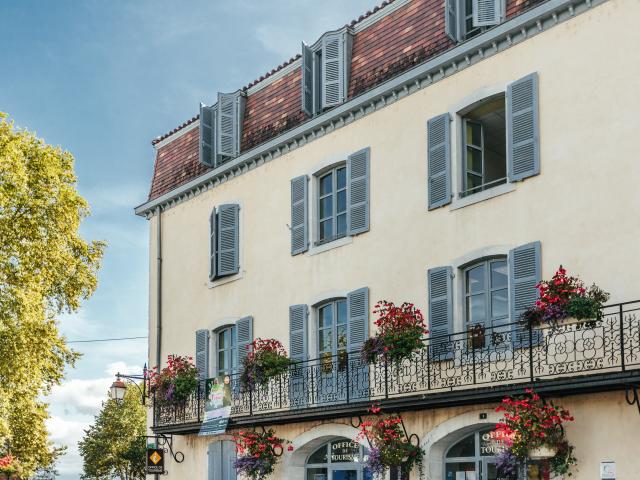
[[332, 469, 358, 480], [317, 300, 348, 404]]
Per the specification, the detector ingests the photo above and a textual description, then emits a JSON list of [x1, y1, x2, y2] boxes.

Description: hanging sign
[[199, 375, 232, 436], [146, 448, 165, 474]]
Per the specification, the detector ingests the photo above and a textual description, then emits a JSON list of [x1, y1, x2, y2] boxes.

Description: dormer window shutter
[[445, 0, 459, 42], [301, 43, 315, 117], [321, 31, 352, 109], [473, 0, 502, 27], [199, 103, 216, 167], [215, 92, 245, 164]]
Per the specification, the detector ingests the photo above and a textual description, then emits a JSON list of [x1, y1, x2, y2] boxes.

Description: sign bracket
[[625, 383, 640, 415]]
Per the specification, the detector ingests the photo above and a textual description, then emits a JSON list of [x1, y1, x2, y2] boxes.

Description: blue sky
[[0, 0, 374, 477]]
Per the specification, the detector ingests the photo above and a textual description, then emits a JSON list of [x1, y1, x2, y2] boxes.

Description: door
[[332, 469, 357, 480]]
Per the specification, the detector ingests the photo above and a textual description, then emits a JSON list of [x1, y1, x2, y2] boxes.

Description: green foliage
[[149, 355, 199, 405], [79, 385, 146, 480], [0, 112, 105, 476]]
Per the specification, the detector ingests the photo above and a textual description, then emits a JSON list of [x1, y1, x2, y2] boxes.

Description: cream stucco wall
[[154, 391, 640, 479], [144, 0, 640, 477]]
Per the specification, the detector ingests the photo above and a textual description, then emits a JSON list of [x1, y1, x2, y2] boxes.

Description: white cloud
[[46, 362, 143, 477]]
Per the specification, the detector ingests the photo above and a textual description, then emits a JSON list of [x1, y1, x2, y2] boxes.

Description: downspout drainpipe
[[155, 206, 162, 372], [155, 206, 162, 480]]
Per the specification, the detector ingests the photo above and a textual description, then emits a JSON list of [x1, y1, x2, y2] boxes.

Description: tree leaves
[[79, 386, 146, 480], [0, 112, 105, 475]]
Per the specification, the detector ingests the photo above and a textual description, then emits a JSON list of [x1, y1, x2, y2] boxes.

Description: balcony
[[152, 301, 640, 434]]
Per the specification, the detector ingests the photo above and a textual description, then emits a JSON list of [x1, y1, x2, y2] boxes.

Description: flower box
[[240, 338, 291, 390], [149, 355, 199, 406]]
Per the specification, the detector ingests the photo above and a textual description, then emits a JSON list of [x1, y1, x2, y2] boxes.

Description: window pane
[[466, 265, 485, 293], [320, 172, 333, 195], [337, 190, 346, 213], [320, 220, 333, 241], [491, 289, 508, 319], [337, 214, 347, 237], [337, 325, 347, 348], [306, 468, 328, 480], [319, 329, 333, 352], [308, 444, 328, 463], [218, 330, 226, 349], [445, 463, 477, 479], [320, 196, 333, 219], [218, 351, 226, 371], [466, 121, 482, 148], [446, 433, 476, 457], [336, 167, 346, 189], [490, 260, 508, 289], [467, 295, 486, 326], [319, 305, 333, 328], [336, 300, 347, 325], [466, 146, 482, 174]]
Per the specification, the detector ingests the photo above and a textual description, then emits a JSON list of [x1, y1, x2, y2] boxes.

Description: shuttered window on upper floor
[[446, 0, 505, 42], [200, 91, 246, 167], [301, 28, 353, 117], [209, 204, 240, 281]]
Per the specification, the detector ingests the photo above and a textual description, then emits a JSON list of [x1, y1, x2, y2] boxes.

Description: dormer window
[[446, 0, 505, 42], [199, 91, 246, 167], [301, 27, 353, 117]]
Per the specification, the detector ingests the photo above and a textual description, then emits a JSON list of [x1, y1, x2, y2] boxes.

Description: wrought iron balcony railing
[[152, 301, 640, 432]]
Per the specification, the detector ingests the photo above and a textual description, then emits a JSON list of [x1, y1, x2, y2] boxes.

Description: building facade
[[136, 0, 640, 478]]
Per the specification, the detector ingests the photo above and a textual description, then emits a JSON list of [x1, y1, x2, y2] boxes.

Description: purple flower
[[495, 449, 519, 478]]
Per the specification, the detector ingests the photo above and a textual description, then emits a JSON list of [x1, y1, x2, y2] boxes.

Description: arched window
[[305, 437, 371, 480], [444, 427, 505, 480]]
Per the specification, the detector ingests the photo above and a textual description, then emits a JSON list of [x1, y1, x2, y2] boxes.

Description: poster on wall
[[198, 375, 232, 436]]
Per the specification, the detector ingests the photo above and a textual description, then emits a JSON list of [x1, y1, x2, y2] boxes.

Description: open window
[[446, 0, 505, 42], [199, 91, 246, 167], [301, 27, 353, 117], [460, 95, 507, 198]]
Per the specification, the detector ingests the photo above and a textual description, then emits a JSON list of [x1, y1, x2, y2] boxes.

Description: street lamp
[[109, 364, 148, 405]]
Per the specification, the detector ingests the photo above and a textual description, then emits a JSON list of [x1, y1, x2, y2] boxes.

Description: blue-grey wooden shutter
[[235, 316, 253, 372], [507, 73, 539, 182], [473, 0, 501, 27], [289, 304, 308, 408], [427, 113, 452, 210], [347, 148, 370, 235], [196, 329, 210, 380], [428, 266, 453, 358], [216, 204, 239, 277], [222, 441, 237, 480], [445, 0, 459, 42], [209, 208, 217, 281], [301, 42, 314, 117], [200, 103, 216, 167], [347, 288, 369, 401], [208, 441, 222, 480], [509, 241, 542, 348], [291, 175, 309, 255], [347, 287, 369, 353], [321, 33, 345, 109], [216, 93, 238, 158]]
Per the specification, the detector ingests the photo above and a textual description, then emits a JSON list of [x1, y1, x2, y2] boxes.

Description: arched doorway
[[444, 427, 505, 480], [305, 437, 372, 480]]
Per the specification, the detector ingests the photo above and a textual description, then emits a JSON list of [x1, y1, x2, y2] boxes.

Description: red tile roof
[[148, 0, 547, 201]]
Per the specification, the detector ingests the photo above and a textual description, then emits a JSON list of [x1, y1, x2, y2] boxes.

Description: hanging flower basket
[[149, 354, 199, 406], [0, 455, 21, 480], [357, 405, 424, 479], [361, 301, 427, 364], [520, 266, 609, 329], [240, 339, 291, 390], [233, 428, 289, 480], [494, 389, 577, 478]]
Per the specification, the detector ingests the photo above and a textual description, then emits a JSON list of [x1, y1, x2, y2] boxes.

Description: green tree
[[0, 112, 105, 476], [79, 386, 146, 480]]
